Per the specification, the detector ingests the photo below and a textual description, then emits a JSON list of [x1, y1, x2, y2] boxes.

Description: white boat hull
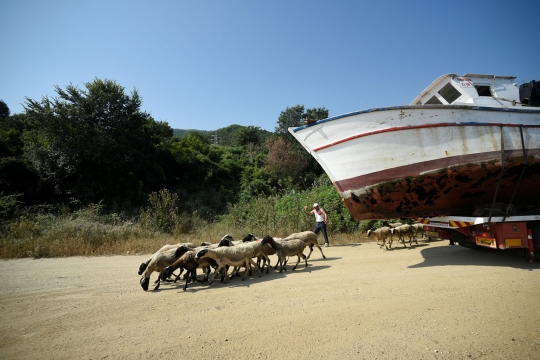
[[289, 105, 540, 219]]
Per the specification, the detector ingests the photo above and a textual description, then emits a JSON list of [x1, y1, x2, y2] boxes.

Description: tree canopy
[[1, 79, 331, 218], [22, 79, 173, 207]]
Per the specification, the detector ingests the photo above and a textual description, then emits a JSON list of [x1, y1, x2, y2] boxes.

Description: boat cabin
[[411, 74, 521, 108]]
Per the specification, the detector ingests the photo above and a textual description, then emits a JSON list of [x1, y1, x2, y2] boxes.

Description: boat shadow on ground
[[158, 263, 334, 293], [408, 243, 538, 270]]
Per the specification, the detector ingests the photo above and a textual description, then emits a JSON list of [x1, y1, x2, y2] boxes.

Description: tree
[[305, 107, 329, 122], [275, 105, 305, 136], [0, 100, 9, 119], [22, 78, 172, 207], [234, 125, 261, 146], [264, 136, 308, 187]]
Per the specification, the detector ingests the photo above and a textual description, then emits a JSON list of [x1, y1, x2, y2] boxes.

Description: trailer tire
[[453, 233, 476, 249]]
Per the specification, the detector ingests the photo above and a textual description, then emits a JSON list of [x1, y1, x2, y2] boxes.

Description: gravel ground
[[1, 239, 539, 360]]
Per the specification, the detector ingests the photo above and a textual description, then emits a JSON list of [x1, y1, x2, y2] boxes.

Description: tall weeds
[[0, 183, 380, 259]]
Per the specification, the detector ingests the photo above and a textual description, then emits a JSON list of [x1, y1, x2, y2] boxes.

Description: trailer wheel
[[453, 233, 476, 249]]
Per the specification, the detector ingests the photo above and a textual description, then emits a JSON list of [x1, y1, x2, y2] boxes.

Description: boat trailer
[[416, 215, 540, 262]]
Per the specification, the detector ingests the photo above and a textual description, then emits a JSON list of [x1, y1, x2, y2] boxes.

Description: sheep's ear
[[138, 263, 148, 275]]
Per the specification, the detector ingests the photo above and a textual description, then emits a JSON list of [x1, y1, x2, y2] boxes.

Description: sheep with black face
[[194, 243, 261, 284], [261, 235, 308, 273]]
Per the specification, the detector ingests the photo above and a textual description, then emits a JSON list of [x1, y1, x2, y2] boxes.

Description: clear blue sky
[[1, 0, 539, 132]]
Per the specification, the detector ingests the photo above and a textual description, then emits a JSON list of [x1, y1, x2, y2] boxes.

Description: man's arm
[[321, 208, 328, 223], [303, 205, 314, 215]]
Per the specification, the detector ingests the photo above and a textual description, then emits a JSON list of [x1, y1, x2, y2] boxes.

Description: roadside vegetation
[[0, 80, 383, 258]]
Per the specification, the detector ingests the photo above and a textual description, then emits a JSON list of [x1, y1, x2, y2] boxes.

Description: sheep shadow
[[383, 242, 430, 251], [408, 244, 538, 270], [173, 263, 333, 291]]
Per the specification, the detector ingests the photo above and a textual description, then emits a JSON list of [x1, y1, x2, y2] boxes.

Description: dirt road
[[1, 240, 539, 359]]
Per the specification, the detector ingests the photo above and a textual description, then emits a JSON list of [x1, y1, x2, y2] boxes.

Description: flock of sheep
[[366, 222, 425, 249], [138, 231, 326, 291], [138, 222, 426, 292]]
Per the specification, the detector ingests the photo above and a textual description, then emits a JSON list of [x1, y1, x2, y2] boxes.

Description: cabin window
[[425, 95, 442, 105], [438, 83, 462, 104], [475, 85, 492, 96]]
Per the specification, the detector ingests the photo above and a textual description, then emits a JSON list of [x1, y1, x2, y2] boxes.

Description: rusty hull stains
[[341, 160, 540, 220]]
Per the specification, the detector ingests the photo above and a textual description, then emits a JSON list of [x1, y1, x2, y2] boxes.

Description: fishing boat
[[289, 74, 540, 220]]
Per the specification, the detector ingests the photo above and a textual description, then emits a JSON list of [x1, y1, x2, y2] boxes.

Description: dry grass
[[0, 219, 371, 259]]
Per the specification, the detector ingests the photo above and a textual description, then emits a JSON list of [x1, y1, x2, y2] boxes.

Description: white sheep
[[391, 224, 416, 248], [241, 233, 273, 274], [137, 242, 196, 276], [282, 231, 326, 260], [261, 235, 308, 273], [160, 246, 218, 291], [139, 246, 185, 291], [411, 223, 425, 241], [194, 244, 261, 284], [138, 235, 233, 291], [366, 227, 393, 249]]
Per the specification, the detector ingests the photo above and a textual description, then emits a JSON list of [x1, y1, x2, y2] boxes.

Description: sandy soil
[[1, 239, 539, 360]]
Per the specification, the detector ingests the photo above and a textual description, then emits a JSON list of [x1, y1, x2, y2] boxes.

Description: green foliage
[[139, 189, 180, 233], [0, 205, 154, 258], [139, 189, 208, 235], [168, 132, 245, 214], [222, 174, 360, 237], [22, 78, 174, 207], [0, 192, 22, 225], [173, 124, 272, 147], [0, 100, 9, 119], [275, 104, 329, 138]]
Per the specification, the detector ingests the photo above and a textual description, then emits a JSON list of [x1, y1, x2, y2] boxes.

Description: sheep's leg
[[202, 266, 210, 283], [257, 255, 265, 274], [183, 269, 195, 291], [174, 268, 184, 282], [316, 244, 326, 259], [173, 267, 185, 283], [306, 245, 314, 260], [303, 253, 308, 268], [241, 260, 250, 281], [249, 258, 262, 277], [279, 255, 287, 273], [153, 274, 161, 290], [401, 236, 407, 248], [210, 265, 224, 285], [292, 254, 301, 270], [261, 254, 270, 274]]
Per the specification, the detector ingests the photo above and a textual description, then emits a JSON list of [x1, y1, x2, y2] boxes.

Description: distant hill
[[173, 125, 273, 147]]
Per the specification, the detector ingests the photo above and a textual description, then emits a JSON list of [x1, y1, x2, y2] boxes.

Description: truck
[[416, 215, 540, 262]]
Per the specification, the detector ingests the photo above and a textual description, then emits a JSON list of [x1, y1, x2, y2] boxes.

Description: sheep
[[239, 233, 275, 275], [194, 244, 261, 284], [169, 235, 236, 284], [139, 246, 185, 291], [137, 242, 196, 276], [282, 231, 326, 260], [411, 223, 425, 241], [261, 235, 308, 273], [160, 245, 218, 291], [391, 224, 416, 248], [366, 227, 393, 249], [138, 235, 233, 291]]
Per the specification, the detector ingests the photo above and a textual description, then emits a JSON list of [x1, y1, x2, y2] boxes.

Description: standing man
[[304, 203, 330, 247]]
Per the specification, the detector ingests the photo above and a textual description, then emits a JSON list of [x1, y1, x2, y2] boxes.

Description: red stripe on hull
[[313, 122, 540, 152], [335, 151, 540, 220]]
